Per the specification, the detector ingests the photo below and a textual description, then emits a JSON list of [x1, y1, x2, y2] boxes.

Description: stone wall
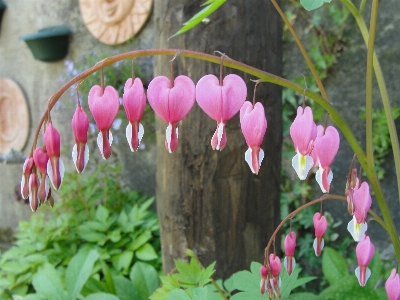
[[0, 0, 156, 229]]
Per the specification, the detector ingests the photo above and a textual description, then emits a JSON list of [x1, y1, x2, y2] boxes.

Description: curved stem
[[263, 194, 386, 264], [269, 0, 330, 102]]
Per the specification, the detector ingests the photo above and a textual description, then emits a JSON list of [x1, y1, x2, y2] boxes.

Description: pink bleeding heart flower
[[259, 265, 268, 295], [21, 157, 34, 199], [385, 269, 400, 300], [290, 106, 317, 180], [353, 181, 372, 224], [240, 101, 267, 174], [147, 75, 195, 153], [28, 171, 39, 212], [355, 234, 375, 287], [284, 231, 297, 275], [313, 126, 340, 193], [44, 122, 64, 190], [196, 74, 247, 151], [33, 147, 50, 203], [313, 212, 328, 256], [123, 77, 147, 152], [269, 254, 282, 298], [347, 181, 371, 242], [71, 106, 89, 173], [88, 85, 120, 159]]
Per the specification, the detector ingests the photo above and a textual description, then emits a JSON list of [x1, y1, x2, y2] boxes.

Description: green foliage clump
[[0, 164, 160, 299]]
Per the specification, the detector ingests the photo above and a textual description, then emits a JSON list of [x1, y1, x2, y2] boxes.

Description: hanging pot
[[20, 25, 72, 62]]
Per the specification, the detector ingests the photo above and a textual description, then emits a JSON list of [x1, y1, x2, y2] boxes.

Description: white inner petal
[[216, 122, 224, 151], [292, 152, 314, 180], [165, 124, 172, 153], [138, 123, 144, 143], [245, 148, 255, 173], [347, 216, 368, 242], [126, 123, 133, 152]]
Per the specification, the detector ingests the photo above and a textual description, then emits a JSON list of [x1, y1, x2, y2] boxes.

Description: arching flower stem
[[28, 47, 400, 261], [263, 194, 386, 265]]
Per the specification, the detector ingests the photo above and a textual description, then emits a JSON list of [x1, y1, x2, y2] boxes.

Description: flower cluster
[[21, 70, 269, 211]]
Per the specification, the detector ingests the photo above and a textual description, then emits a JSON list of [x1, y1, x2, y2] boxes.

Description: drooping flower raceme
[[88, 85, 120, 160], [347, 181, 371, 242], [196, 74, 247, 151], [71, 106, 89, 173], [240, 101, 267, 174], [122, 77, 147, 152], [313, 212, 328, 256], [385, 269, 400, 300], [284, 231, 297, 275], [269, 254, 282, 298], [147, 75, 195, 153], [33, 147, 50, 203], [312, 126, 340, 193], [355, 234, 375, 287], [44, 122, 65, 190], [290, 106, 317, 180]]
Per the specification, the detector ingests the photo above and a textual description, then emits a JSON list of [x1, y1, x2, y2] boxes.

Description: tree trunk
[[154, 0, 282, 278]]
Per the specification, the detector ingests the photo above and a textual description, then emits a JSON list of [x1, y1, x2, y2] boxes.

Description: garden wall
[[0, 0, 156, 230]]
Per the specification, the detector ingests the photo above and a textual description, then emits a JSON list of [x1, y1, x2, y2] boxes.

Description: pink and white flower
[[284, 231, 297, 275], [240, 101, 267, 174], [88, 85, 120, 159], [196, 74, 247, 151], [122, 77, 147, 152], [44, 122, 64, 190], [71, 106, 89, 172], [290, 106, 317, 180], [147, 75, 195, 153], [313, 212, 328, 256], [355, 234, 375, 287]]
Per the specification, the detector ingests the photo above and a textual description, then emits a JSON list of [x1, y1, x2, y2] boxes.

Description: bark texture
[[154, 0, 282, 278]]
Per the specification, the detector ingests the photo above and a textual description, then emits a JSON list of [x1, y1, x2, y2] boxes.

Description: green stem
[[359, 0, 366, 15], [269, 0, 330, 102], [211, 279, 228, 300], [365, 0, 378, 176], [341, 0, 400, 261]]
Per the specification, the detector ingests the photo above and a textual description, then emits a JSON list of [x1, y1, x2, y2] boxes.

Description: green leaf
[[174, 258, 202, 285], [135, 243, 158, 261], [165, 289, 192, 300], [84, 293, 120, 300], [322, 247, 348, 285], [319, 275, 379, 299], [129, 230, 152, 251], [130, 262, 160, 299], [22, 295, 43, 300], [114, 251, 134, 273], [32, 263, 66, 300], [112, 276, 140, 300], [170, 0, 227, 38], [300, 0, 331, 11], [96, 205, 109, 224], [198, 261, 216, 286], [280, 266, 301, 299], [291, 276, 317, 290], [65, 248, 100, 299], [288, 292, 319, 300], [101, 261, 116, 294]]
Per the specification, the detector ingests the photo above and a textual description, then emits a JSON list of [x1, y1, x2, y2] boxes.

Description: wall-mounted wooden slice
[[79, 0, 153, 45], [0, 79, 29, 155]]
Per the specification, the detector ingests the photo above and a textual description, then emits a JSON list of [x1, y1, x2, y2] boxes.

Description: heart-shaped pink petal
[[147, 75, 195, 123], [88, 85, 120, 130], [196, 74, 247, 122], [123, 78, 147, 122]]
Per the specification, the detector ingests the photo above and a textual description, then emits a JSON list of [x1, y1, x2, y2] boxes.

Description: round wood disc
[[0, 79, 30, 155], [79, 0, 153, 45]]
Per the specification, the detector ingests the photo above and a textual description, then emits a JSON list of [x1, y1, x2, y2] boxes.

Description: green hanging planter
[[0, 0, 6, 37], [20, 25, 72, 62]]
